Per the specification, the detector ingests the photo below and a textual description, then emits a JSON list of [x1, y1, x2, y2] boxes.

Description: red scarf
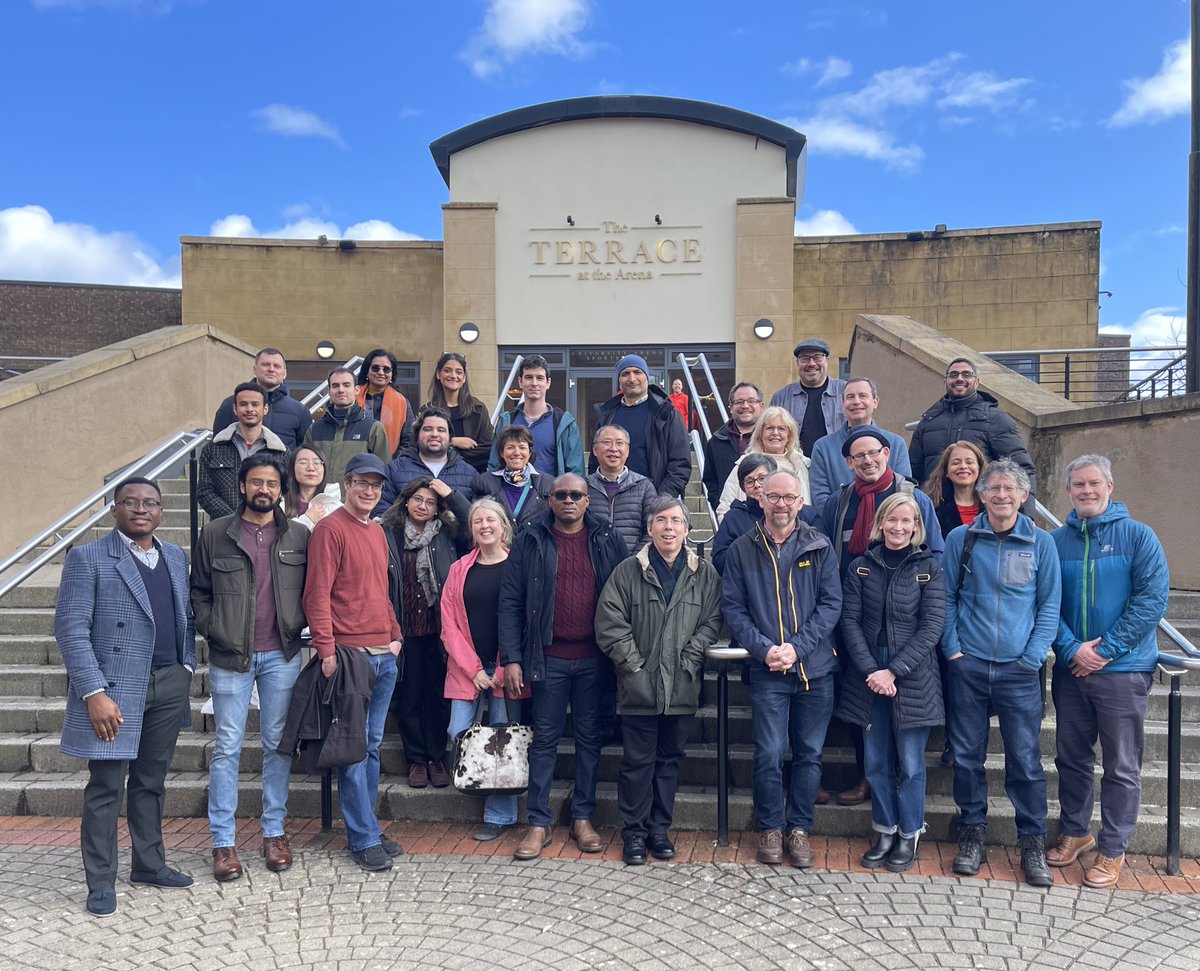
[[849, 468, 896, 555]]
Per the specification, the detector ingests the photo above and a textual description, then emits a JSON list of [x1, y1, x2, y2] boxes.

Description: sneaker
[[407, 763, 429, 788], [380, 834, 405, 857], [473, 823, 512, 842], [86, 888, 117, 918], [1083, 853, 1124, 889], [952, 825, 986, 876], [1020, 835, 1054, 888], [786, 828, 815, 868], [1046, 833, 1096, 867], [757, 829, 784, 865], [427, 760, 450, 788], [350, 844, 394, 872]]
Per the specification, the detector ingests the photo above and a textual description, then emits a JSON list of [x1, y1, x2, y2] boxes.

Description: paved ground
[[1, 819, 1199, 971]]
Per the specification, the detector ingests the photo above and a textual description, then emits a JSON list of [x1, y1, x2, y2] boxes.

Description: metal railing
[[982, 345, 1187, 405], [491, 355, 525, 426], [676, 351, 728, 443], [301, 355, 365, 412]]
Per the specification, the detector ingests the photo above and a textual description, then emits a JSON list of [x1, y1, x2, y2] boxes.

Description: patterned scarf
[[501, 465, 533, 487], [403, 517, 443, 606], [849, 467, 896, 556]]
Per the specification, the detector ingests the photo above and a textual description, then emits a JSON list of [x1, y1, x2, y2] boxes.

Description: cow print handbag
[[450, 710, 533, 796]]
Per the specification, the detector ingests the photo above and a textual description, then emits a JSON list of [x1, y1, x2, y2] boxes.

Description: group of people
[[53, 339, 1169, 918]]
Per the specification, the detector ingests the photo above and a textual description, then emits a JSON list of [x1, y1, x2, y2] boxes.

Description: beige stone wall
[[793, 222, 1101, 366], [0, 326, 253, 559], [734, 198, 797, 399], [441, 204, 498, 401], [181, 236, 445, 390]]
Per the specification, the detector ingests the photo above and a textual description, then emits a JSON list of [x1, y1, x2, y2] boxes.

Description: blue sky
[[1, 0, 1192, 346]]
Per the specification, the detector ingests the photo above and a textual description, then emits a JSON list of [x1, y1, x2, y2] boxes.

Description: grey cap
[[342, 452, 388, 478], [793, 338, 831, 357]]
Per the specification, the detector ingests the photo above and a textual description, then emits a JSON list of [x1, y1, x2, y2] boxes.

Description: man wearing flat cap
[[770, 338, 847, 458], [591, 354, 690, 497]]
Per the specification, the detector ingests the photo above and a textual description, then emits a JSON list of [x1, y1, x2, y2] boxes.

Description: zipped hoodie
[[1051, 500, 1169, 673], [941, 512, 1061, 671], [720, 518, 842, 688]]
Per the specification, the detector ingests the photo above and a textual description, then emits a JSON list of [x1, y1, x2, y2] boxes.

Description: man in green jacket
[[596, 496, 723, 865]]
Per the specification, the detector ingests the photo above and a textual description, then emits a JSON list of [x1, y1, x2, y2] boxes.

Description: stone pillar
[[734, 197, 797, 402], [441, 202, 498, 401]]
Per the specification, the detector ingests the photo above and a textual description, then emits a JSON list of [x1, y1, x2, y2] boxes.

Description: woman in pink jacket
[[441, 497, 530, 841]]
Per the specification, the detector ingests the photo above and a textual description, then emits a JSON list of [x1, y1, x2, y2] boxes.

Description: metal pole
[[322, 769, 334, 831], [491, 355, 524, 426], [1187, 0, 1199, 392], [1063, 355, 1071, 401], [716, 661, 730, 846], [1167, 673, 1183, 875]]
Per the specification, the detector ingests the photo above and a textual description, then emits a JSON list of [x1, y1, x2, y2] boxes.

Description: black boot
[[1020, 835, 1053, 888], [953, 824, 987, 876], [861, 832, 896, 868], [887, 835, 919, 872]]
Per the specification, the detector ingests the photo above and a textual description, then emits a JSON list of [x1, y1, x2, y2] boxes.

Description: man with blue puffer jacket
[[1045, 454, 1169, 889], [941, 457, 1061, 888]]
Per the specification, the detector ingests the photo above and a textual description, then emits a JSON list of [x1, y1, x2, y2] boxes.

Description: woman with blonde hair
[[715, 406, 810, 521]]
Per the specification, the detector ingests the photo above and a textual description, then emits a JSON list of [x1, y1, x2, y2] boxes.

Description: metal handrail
[[675, 352, 729, 443], [677, 354, 714, 442], [1113, 352, 1187, 403], [491, 354, 525, 426], [300, 355, 364, 410], [705, 644, 750, 845], [0, 429, 213, 600], [689, 429, 718, 532], [980, 344, 1185, 357]]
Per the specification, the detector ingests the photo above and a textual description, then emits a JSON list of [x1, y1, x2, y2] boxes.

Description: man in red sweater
[[302, 452, 403, 872]]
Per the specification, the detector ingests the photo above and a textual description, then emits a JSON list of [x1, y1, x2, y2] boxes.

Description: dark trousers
[[1052, 666, 1152, 857], [81, 663, 191, 891], [395, 634, 450, 764], [527, 655, 604, 827], [618, 712, 694, 838]]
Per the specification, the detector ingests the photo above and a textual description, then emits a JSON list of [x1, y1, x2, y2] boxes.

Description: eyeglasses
[[742, 474, 770, 487], [731, 397, 762, 407], [764, 493, 800, 505], [348, 478, 383, 492], [369, 364, 393, 374], [246, 478, 281, 490], [946, 369, 977, 379], [408, 496, 438, 508], [116, 498, 162, 511], [551, 490, 587, 502], [294, 458, 324, 468], [848, 447, 887, 463], [594, 439, 627, 449], [796, 353, 826, 364]]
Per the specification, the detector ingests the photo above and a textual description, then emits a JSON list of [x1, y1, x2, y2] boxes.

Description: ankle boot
[[887, 835, 919, 872], [861, 832, 896, 868]]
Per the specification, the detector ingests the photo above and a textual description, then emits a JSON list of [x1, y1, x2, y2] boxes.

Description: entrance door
[[569, 369, 615, 450]]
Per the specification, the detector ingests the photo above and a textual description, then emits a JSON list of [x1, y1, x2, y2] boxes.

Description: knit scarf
[[500, 465, 533, 487], [403, 518, 443, 606], [849, 467, 896, 556]]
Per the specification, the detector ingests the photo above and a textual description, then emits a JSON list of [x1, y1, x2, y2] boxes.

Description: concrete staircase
[[2, 477, 1199, 855]]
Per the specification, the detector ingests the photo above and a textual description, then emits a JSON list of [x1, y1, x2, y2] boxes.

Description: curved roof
[[429, 95, 806, 196]]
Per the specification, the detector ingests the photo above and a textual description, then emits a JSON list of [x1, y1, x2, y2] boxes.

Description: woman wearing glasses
[[711, 454, 777, 576], [423, 352, 494, 473], [356, 349, 414, 458], [714, 407, 811, 524], [382, 477, 471, 788]]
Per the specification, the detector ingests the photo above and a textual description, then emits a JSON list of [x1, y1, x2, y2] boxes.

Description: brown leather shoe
[[1046, 833, 1096, 867], [836, 778, 871, 806], [786, 828, 815, 868], [262, 835, 292, 872], [757, 829, 784, 864], [514, 826, 552, 860], [212, 847, 243, 882], [570, 819, 604, 853], [1083, 853, 1124, 889], [816, 787, 831, 805]]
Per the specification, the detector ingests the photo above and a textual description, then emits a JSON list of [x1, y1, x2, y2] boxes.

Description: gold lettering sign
[[527, 218, 704, 283]]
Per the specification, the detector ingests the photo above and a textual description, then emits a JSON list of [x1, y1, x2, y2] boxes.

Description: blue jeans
[[448, 689, 520, 826], [862, 693, 930, 838], [208, 651, 302, 848], [337, 651, 398, 852], [947, 653, 1047, 838], [527, 655, 604, 828], [747, 668, 834, 832]]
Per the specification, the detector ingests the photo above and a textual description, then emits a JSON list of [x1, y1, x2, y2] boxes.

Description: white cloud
[[1102, 305, 1185, 347], [463, 0, 592, 78], [397, 105, 423, 119], [821, 56, 961, 117], [208, 213, 421, 242], [784, 114, 924, 173], [782, 55, 852, 86], [0, 205, 179, 287], [794, 209, 858, 236], [1109, 38, 1190, 127], [251, 104, 346, 149], [938, 71, 1032, 111]]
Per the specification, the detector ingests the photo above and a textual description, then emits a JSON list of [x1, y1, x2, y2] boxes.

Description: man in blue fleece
[[1045, 454, 1168, 889], [942, 457, 1061, 888]]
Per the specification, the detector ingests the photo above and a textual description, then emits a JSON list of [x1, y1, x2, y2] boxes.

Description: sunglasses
[[369, 364, 393, 374], [551, 490, 587, 502]]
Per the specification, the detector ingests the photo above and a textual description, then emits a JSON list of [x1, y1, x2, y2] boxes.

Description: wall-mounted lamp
[[566, 216, 574, 227], [655, 214, 662, 226], [753, 318, 775, 341], [316, 340, 337, 360], [338, 239, 357, 251], [459, 322, 480, 344]]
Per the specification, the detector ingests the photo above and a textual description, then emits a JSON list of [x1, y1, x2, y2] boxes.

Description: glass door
[[568, 369, 616, 450]]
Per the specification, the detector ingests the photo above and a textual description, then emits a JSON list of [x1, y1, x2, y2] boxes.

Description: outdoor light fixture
[[316, 340, 336, 360], [566, 215, 575, 226], [655, 214, 662, 225], [753, 318, 775, 340], [338, 239, 356, 251], [459, 322, 480, 344]]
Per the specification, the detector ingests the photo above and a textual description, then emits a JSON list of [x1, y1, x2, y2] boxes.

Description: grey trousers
[[82, 663, 191, 891], [1052, 665, 1152, 857]]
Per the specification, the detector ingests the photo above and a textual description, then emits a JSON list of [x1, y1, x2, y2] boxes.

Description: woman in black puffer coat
[[838, 493, 946, 874]]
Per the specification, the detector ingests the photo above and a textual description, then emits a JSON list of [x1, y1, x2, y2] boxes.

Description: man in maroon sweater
[[302, 452, 404, 872], [499, 473, 628, 860]]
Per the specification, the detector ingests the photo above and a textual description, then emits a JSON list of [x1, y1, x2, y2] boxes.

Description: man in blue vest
[[55, 477, 196, 917]]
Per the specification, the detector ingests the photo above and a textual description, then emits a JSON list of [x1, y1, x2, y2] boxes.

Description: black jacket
[[909, 390, 1037, 496], [277, 645, 377, 772], [422, 396, 495, 473], [701, 421, 750, 511], [497, 508, 628, 683], [213, 383, 312, 449], [473, 470, 553, 533], [837, 543, 946, 730], [379, 447, 478, 517], [382, 490, 472, 636], [591, 386, 691, 496]]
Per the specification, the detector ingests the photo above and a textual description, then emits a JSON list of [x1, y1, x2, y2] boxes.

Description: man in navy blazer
[[54, 477, 197, 917]]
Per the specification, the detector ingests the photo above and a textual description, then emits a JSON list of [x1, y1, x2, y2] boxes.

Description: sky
[[0, 0, 1193, 347]]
